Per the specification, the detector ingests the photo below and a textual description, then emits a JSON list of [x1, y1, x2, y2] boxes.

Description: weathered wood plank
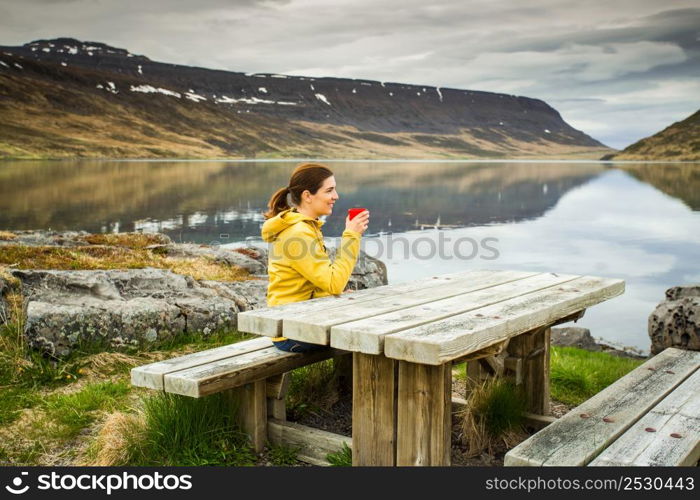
[[130, 336, 272, 390], [237, 269, 521, 337], [504, 356, 523, 385], [267, 398, 286, 421], [522, 412, 557, 430], [267, 418, 351, 466], [384, 276, 625, 365], [265, 373, 291, 400], [589, 367, 700, 466], [163, 347, 335, 397], [352, 353, 396, 466], [396, 361, 451, 466], [266, 373, 290, 421], [331, 272, 578, 354], [507, 327, 551, 415], [226, 379, 267, 453], [284, 270, 538, 344], [504, 348, 700, 466]]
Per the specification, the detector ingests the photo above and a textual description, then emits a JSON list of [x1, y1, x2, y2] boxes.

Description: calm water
[[1, 160, 699, 353]]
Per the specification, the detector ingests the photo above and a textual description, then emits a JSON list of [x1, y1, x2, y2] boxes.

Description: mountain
[[0, 38, 611, 159], [602, 110, 700, 161]]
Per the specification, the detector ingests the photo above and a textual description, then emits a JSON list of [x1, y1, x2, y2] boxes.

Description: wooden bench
[[504, 347, 700, 466], [131, 335, 344, 457]]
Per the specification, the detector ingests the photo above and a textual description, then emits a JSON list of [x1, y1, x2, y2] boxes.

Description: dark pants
[[272, 338, 328, 353]]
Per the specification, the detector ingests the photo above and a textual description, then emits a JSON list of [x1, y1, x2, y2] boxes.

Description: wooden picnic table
[[237, 269, 625, 466]]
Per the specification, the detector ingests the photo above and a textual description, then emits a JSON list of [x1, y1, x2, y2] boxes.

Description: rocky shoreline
[[0, 230, 387, 357], [1, 229, 697, 359]]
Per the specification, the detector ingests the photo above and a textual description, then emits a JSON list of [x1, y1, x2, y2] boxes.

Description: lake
[[1, 159, 699, 353]]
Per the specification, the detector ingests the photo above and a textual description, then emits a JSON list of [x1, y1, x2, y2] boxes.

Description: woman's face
[[301, 175, 339, 218]]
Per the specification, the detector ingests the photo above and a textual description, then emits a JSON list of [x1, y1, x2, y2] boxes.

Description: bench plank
[[237, 269, 519, 337], [383, 276, 624, 365], [504, 348, 700, 466], [589, 366, 700, 466], [163, 347, 335, 397], [130, 336, 272, 390], [330, 272, 577, 354], [283, 270, 538, 344]]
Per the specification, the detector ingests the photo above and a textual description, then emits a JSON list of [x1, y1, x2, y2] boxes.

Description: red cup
[[348, 208, 368, 220]]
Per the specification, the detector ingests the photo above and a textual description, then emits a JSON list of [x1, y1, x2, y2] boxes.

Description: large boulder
[[3, 230, 387, 357], [328, 248, 388, 290], [11, 267, 267, 357], [161, 243, 268, 275], [649, 285, 700, 354], [551, 327, 601, 351]]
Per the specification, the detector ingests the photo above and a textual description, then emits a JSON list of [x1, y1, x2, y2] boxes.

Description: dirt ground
[[291, 376, 573, 467]]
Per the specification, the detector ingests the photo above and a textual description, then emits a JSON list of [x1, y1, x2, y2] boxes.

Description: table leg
[[226, 379, 267, 453], [506, 326, 551, 415], [352, 352, 397, 466], [396, 361, 451, 466]]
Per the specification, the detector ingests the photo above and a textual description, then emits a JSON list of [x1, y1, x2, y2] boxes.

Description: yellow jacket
[[261, 208, 361, 340]]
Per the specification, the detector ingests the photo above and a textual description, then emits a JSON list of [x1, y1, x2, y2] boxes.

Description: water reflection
[[0, 160, 605, 243], [1, 159, 698, 352]]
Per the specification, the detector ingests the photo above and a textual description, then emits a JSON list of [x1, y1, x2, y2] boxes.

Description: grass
[[90, 392, 256, 466], [267, 443, 302, 466], [0, 244, 249, 281], [326, 442, 352, 466], [456, 378, 528, 457], [43, 380, 132, 440], [550, 346, 644, 406], [287, 359, 341, 418], [77, 233, 170, 249], [0, 309, 255, 465]]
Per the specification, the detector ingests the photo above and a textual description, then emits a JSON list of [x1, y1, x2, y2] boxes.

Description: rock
[[10, 268, 267, 357], [2, 232, 387, 357], [551, 327, 601, 351], [0, 229, 92, 247], [0, 274, 8, 324], [327, 248, 388, 290], [0, 229, 173, 247], [163, 243, 267, 275], [649, 285, 700, 354], [665, 285, 700, 301]]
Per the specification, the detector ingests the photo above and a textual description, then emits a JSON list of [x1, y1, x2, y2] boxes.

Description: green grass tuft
[[550, 346, 644, 406], [43, 380, 131, 439], [287, 359, 339, 417], [267, 443, 301, 466], [326, 442, 352, 467], [475, 379, 527, 437], [122, 392, 255, 466]]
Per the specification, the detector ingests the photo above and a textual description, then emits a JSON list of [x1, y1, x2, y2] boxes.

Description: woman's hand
[[346, 210, 369, 234]]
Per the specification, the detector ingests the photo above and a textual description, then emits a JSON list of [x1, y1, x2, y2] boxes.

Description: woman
[[261, 162, 370, 353]]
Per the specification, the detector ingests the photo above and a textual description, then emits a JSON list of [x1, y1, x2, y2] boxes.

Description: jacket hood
[[261, 208, 324, 242]]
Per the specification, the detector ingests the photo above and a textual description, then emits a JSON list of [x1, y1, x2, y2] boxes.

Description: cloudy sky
[[2, 0, 699, 149]]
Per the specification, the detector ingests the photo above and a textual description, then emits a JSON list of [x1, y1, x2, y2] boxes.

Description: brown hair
[[264, 162, 334, 219]]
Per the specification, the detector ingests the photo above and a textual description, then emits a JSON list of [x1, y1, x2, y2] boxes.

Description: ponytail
[[264, 186, 291, 219]]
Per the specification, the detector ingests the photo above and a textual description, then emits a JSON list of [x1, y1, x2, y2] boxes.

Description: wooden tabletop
[[238, 269, 625, 365]]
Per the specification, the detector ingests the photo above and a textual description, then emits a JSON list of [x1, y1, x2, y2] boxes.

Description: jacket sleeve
[[286, 226, 361, 295]]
